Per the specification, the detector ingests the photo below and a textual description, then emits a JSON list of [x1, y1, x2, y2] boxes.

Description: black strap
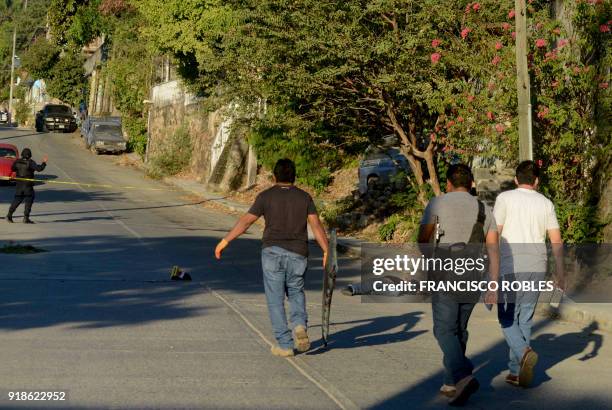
[[477, 200, 486, 225]]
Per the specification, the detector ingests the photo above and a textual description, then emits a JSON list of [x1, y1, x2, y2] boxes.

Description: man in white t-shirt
[[493, 160, 564, 388]]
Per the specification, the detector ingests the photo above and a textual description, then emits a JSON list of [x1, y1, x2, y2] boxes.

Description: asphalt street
[[0, 126, 611, 410]]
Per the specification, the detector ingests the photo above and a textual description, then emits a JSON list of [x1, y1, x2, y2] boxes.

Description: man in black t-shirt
[[215, 159, 329, 357]]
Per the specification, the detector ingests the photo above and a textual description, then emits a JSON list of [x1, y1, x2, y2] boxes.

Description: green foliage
[[123, 115, 147, 157], [46, 51, 86, 106], [147, 125, 193, 178], [14, 96, 31, 125], [21, 37, 60, 79], [65, 0, 106, 46]]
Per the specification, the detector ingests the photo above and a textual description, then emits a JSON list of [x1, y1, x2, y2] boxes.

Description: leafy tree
[[46, 51, 86, 106], [21, 37, 60, 79]]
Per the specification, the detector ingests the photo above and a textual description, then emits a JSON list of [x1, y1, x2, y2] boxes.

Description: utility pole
[[515, 0, 533, 161], [8, 0, 27, 126]]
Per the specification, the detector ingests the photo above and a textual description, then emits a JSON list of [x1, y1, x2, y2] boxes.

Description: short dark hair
[[273, 158, 296, 183], [516, 160, 540, 185], [446, 163, 473, 190], [21, 148, 32, 159]]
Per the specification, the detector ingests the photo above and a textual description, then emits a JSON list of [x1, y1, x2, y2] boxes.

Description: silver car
[[83, 117, 127, 154]]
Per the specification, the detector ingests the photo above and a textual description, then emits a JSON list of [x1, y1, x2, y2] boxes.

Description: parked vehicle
[[35, 104, 77, 133], [0, 110, 9, 124], [0, 143, 19, 181], [82, 116, 127, 154], [358, 147, 411, 194]]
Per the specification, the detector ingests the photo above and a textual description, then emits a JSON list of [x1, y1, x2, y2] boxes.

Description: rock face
[[147, 81, 256, 192]]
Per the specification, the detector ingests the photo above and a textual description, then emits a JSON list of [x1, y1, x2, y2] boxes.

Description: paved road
[[1, 126, 611, 410]]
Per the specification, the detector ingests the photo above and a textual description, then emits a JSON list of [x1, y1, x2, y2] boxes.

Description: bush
[[147, 126, 192, 178], [14, 99, 32, 126], [123, 115, 148, 157]]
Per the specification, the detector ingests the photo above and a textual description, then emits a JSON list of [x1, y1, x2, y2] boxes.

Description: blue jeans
[[261, 246, 308, 349], [498, 272, 544, 375], [432, 293, 475, 385]]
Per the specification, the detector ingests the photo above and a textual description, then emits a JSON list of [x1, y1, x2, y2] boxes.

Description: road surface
[[1, 126, 611, 410]]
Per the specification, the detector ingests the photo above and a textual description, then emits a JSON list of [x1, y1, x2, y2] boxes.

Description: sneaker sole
[[294, 327, 310, 352], [519, 351, 538, 388], [448, 378, 479, 406]]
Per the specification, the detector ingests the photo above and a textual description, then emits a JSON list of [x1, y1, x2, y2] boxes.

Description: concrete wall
[[147, 80, 257, 192]]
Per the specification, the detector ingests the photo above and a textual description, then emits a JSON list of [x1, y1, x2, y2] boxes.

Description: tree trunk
[[385, 103, 442, 203]]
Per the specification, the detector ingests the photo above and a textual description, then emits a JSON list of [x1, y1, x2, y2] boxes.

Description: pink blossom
[[431, 52, 442, 64], [535, 38, 547, 48], [467, 95, 475, 102], [508, 9, 515, 19], [472, 3, 481, 11], [537, 106, 549, 119], [544, 51, 557, 61], [465, 3, 471, 13], [557, 38, 569, 48], [487, 111, 495, 121], [491, 55, 502, 65], [511, 31, 516, 40], [495, 123, 505, 133], [600, 24, 610, 33], [537, 159, 543, 167], [551, 80, 559, 88], [431, 38, 442, 48], [430, 133, 437, 142], [600, 82, 609, 89], [573, 66, 581, 75], [461, 27, 472, 40], [446, 120, 456, 128], [535, 22, 543, 30], [552, 28, 561, 35], [457, 116, 464, 123], [495, 41, 503, 50], [502, 22, 511, 31]]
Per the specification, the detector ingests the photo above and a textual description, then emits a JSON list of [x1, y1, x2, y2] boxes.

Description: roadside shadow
[[307, 311, 426, 354], [529, 321, 603, 387], [369, 318, 608, 409]]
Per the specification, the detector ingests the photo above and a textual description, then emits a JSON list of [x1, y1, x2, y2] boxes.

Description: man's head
[[21, 148, 32, 160], [273, 158, 296, 184], [446, 163, 473, 192], [515, 160, 539, 188]]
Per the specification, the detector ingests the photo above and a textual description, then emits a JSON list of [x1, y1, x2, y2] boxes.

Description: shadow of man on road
[[308, 311, 426, 354], [528, 320, 603, 387]]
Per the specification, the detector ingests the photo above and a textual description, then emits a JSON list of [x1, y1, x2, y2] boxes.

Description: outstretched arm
[[215, 213, 259, 259], [33, 155, 48, 172]]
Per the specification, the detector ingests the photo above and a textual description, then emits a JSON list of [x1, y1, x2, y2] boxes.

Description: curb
[[537, 300, 612, 333]]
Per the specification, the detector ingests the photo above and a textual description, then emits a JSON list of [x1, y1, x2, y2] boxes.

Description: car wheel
[[367, 175, 380, 191]]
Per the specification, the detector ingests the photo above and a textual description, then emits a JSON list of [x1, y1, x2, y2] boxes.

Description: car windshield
[[93, 125, 122, 135], [0, 148, 17, 158], [46, 105, 72, 114]]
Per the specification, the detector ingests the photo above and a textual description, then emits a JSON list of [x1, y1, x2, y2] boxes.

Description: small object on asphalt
[[170, 265, 192, 281], [341, 284, 357, 296]]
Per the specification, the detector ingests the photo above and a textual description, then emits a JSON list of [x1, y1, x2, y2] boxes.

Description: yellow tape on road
[[0, 176, 180, 192]]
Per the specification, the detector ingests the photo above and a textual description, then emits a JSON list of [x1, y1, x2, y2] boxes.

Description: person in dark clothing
[[6, 148, 48, 224], [215, 159, 329, 357]]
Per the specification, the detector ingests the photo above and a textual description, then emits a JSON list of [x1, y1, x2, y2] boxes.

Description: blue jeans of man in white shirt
[[497, 272, 545, 375]]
